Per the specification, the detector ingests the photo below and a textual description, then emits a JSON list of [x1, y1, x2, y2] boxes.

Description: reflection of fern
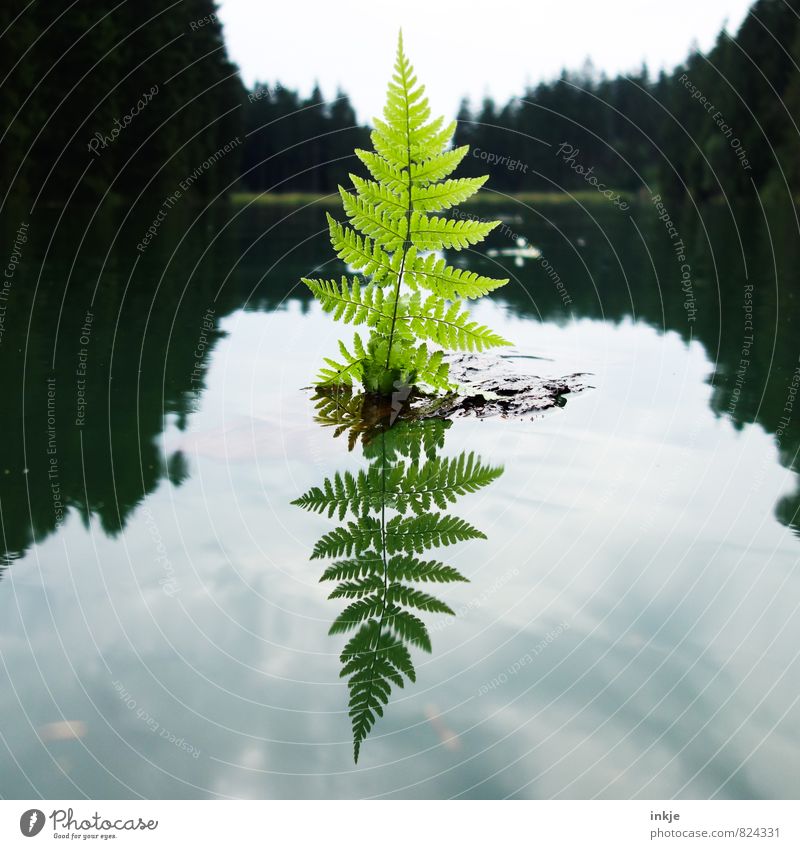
[[293, 418, 502, 762], [294, 452, 503, 518]]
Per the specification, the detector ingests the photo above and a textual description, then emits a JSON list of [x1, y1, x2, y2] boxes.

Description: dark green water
[[0, 196, 799, 798]]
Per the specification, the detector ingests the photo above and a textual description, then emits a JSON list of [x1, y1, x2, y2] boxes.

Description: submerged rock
[[420, 353, 590, 420], [310, 353, 591, 446]]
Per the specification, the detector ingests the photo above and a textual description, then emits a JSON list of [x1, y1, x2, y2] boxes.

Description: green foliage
[[301, 32, 511, 395], [292, 417, 503, 762]]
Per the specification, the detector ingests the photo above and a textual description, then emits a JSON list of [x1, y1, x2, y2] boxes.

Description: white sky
[[217, 0, 754, 122]]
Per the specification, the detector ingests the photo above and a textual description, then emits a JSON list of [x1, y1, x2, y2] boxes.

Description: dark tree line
[[453, 0, 800, 201], [0, 0, 245, 205], [1, 0, 797, 205], [238, 0, 800, 203], [241, 84, 369, 193]]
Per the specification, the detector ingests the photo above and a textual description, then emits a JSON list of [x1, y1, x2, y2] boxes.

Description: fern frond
[[409, 343, 453, 392], [315, 334, 367, 386], [410, 212, 499, 250], [384, 604, 432, 651], [341, 621, 416, 762], [329, 592, 385, 634], [386, 583, 454, 615], [386, 512, 486, 554], [410, 118, 455, 160], [320, 556, 384, 582], [311, 516, 382, 559], [349, 174, 407, 219], [340, 188, 408, 251], [327, 216, 398, 285], [354, 149, 407, 194], [361, 419, 450, 463], [410, 146, 469, 185], [411, 176, 488, 212], [370, 129, 410, 171], [295, 31, 512, 764], [295, 464, 406, 519], [328, 575, 385, 599], [389, 453, 505, 513], [386, 555, 468, 584], [303, 276, 394, 327], [406, 253, 509, 300], [404, 294, 512, 352]]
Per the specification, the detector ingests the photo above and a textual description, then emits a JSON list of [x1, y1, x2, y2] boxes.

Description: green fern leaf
[[410, 146, 469, 185], [293, 30, 514, 763], [329, 592, 385, 633], [339, 188, 407, 251], [354, 149, 407, 194], [384, 604, 432, 651], [327, 216, 397, 285], [386, 555, 468, 584], [410, 212, 500, 250], [389, 453, 505, 513], [302, 277, 395, 328], [350, 174, 407, 219], [311, 516, 382, 559], [404, 294, 512, 351], [361, 419, 450, 464], [410, 176, 488, 212], [409, 343, 453, 391], [386, 583, 454, 615], [314, 334, 368, 386], [320, 556, 384, 582], [328, 575, 386, 599], [406, 253, 509, 300], [300, 32, 514, 395], [386, 512, 486, 553], [301, 32, 513, 396]]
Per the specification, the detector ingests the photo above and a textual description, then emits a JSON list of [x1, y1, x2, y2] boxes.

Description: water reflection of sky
[[2, 297, 798, 799]]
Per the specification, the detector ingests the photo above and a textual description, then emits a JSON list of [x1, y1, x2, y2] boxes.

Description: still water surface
[[0, 198, 798, 798]]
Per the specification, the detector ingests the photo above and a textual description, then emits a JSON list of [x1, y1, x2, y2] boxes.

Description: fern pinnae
[[293, 33, 515, 763]]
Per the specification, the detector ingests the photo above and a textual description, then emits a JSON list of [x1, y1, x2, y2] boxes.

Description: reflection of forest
[[1, 195, 798, 574]]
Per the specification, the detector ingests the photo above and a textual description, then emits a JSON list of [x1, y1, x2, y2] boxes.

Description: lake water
[[1, 196, 799, 799]]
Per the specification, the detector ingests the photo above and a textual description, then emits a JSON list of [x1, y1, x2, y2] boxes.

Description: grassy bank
[[230, 190, 638, 207]]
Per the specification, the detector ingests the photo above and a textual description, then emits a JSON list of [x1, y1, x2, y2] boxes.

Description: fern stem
[[355, 429, 391, 762], [383, 59, 414, 373]]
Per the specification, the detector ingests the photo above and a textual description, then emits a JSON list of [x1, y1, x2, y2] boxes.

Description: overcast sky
[[217, 0, 755, 122]]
